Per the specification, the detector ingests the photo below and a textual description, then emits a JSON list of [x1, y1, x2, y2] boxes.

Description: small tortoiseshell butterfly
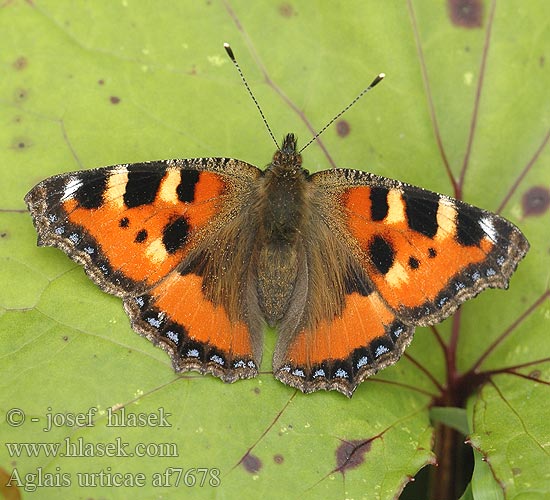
[[25, 47, 529, 397]]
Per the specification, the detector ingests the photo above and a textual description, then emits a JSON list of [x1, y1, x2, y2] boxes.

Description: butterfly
[[25, 130, 529, 397], [25, 43, 529, 397]]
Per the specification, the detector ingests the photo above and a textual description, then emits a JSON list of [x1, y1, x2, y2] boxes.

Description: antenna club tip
[[369, 72, 385, 88], [224, 43, 235, 61]]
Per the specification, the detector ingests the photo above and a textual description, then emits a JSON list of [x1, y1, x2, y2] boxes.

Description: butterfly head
[[271, 133, 304, 174]]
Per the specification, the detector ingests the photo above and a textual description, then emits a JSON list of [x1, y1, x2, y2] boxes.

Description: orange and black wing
[[25, 158, 262, 382], [333, 170, 529, 325], [274, 270, 413, 397], [273, 169, 529, 397]]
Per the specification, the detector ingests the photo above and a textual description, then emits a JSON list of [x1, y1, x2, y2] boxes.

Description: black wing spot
[[119, 217, 130, 228], [404, 191, 440, 238], [428, 247, 437, 258], [177, 170, 201, 202], [408, 256, 420, 269], [74, 172, 108, 209], [369, 187, 389, 221], [162, 216, 190, 254], [134, 229, 148, 243], [369, 236, 395, 275], [124, 166, 165, 208], [456, 205, 485, 246]]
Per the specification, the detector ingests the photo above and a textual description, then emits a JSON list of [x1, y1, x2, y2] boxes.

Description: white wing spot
[[146, 316, 162, 328], [375, 345, 389, 358], [357, 356, 369, 368], [438, 296, 449, 308], [313, 369, 326, 378], [166, 331, 179, 344], [480, 216, 497, 242], [61, 177, 83, 201], [210, 355, 224, 365], [334, 368, 348, 379], [69, 232, 80, 244], [392, 326, 403, 338], [187, 349, 199, 358]]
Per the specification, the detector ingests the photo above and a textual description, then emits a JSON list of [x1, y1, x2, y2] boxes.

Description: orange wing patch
[[274, 290, 413, 396], [151, 272, 252, 358], [124, 271, 258, 382]]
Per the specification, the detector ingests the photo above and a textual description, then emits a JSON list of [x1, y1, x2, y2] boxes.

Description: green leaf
[[1, 1, 549, 499], [469, 449, 505, 500], [467, 371, 550, 499], [430, 406, 469, 436]]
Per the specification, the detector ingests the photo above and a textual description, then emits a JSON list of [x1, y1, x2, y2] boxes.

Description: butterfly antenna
[[299, 73, 385, 153], [224, 43, 280, 150]]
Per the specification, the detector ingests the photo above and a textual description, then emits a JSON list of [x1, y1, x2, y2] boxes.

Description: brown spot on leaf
[[0, 232, 8, 239], [110, 96, 121, 104], [98, 79, 105, 85], [278, 3, 295, 17], [241, 452, 262, 473], [522, 186, 550, 217], [273, 454, 284, 464], [253, 387, 260, 394], [336, 439, 372, 472], [14, 88, 28, 102], [11, 137, 32, 151], [13, 56, 28, 71], [448, 0, 483, 28], [62, 335, 69, 342], [528, 369, 541, 379], [13, 116, 22, 123], [512, 467, 521, 476], [336, 120, 350, 137], [540, 56, 545, 67]]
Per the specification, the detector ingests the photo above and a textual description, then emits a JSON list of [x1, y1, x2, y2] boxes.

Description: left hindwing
[[314, 168, 530, 326], [25, 158, 265, 383]]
